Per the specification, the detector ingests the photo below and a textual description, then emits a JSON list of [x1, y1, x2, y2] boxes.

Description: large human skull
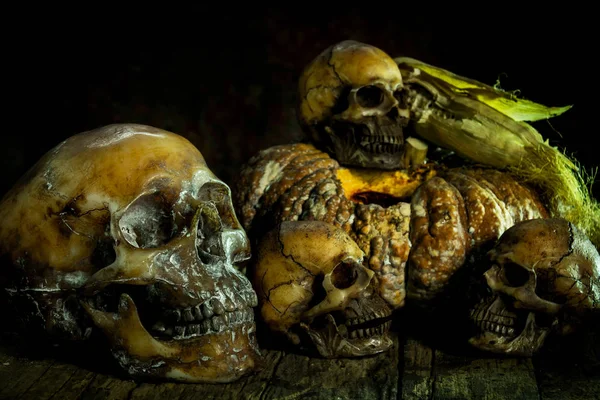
[[298, 40, 418, 170], [252, 220, 393, 358], [0, 124, 260, 382], [469, 218, 600, 356]]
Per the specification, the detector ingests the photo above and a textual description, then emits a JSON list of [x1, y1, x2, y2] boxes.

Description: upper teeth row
[[348, 321, 391, 339], [154, 308, 255, 339], [477, 320, 517, 337], [346, 310, 390, 327], [163, 290, 257, 323], [359, 134, 403, 144], [359, 143, 403, 154]]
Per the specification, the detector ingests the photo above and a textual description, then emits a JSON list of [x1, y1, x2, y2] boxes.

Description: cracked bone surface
[[0, 123, 260, 382], [298, 40, 412, 169], [469, 218, 600, 356], [252, 220, 393, 358]]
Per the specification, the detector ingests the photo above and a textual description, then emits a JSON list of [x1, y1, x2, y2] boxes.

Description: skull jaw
[[113, 323, 261, 383], [83, 293, 261, 383], [299, 314, 393, 358], [469, 311, 552, 357], [317, 121, 407, 170]]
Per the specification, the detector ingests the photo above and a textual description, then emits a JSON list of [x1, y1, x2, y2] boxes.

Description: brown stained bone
[[297, 41, 410, 169], [0, 123, 261, 383], [253, 220, 393, 358], [298, 41, 404, 127], [469, 218, 600, 355]]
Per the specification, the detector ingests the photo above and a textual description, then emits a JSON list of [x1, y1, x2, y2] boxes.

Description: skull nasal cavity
[[331, 262, 359, 289], [356, 86, 384, 108], [503, 263, 530, 287]]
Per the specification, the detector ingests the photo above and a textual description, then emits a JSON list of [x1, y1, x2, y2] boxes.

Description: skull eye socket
[[197, 182, 236, 228], [393, 90, 407, 106], [502, 262, 530, 287], [119, 192, 174, 249], [356, 86, 384, 108], [331, 261, 359, 289]]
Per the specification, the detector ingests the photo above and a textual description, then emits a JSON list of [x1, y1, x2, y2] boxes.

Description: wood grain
[[1, 328, 599, 400]]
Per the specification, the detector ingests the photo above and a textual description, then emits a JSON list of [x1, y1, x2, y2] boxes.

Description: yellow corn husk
[[510, 145, 600, 249], [395, 57, 573, 121], [395, 57, 600, 249]]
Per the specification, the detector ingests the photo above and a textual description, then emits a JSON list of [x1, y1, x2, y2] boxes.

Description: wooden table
[[1, 322, 598, 400]]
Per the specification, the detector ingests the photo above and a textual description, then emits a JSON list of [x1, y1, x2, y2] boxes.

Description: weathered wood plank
[[260, 335, 400, 400], [535, 326, 600, 400], [432, 351, 539, 400], [127, 349, 283, 400], [48, 368, 97, 400], [235, 350, 284, 400], [128, 382, 187, 400], [18, 362, 80, 400], [0, 353, 54, 400], [76, 373, 138, 400], [2, 327, 600, 400], [401, 338, 434, 400]]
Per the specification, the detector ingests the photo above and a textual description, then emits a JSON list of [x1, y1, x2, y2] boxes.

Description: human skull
[[298, 40, 417, 170], [469, 218, 600, 356], [0, 124, 260, 382], [252, 220, 393, 358]]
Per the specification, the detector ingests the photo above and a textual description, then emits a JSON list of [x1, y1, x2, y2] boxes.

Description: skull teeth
[[470, 297, 520, 339], [347, 320, 391, 339], [475, 319, 517, 339], [150, 289, 257, 339], [202, 303, 214, 319], [342, 311, 392, 340], [359, 142, 404, 154], [359, 134, 403, 154], [152, 308, 255, 339], [183, 308, 194, 322], [345, 310, 391, 327], [160, 290, 256, 324], [359, 134, 403, 144]]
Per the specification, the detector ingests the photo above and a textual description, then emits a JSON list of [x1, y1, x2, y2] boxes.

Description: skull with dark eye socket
[[298, 40, 425, 170], [468, 218, 600, 356], [0, 123, 261, 383], [251, 220, 394, 358]]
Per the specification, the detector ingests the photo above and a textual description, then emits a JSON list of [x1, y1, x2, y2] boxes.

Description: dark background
[[4, 8, 597, 199]]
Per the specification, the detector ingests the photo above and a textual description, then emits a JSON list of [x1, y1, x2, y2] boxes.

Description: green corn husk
[[513, 144, 600, 249], [396, 57, 600, 248]]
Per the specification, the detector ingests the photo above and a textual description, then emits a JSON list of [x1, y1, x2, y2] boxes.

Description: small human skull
[[0, 124, 260, 382], [298, 40, 414, 169], [252, 220, 393, 358], [469, 218, 600, 356]]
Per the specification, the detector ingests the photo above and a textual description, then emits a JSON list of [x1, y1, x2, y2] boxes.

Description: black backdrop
[[4, 8, 596, 199]]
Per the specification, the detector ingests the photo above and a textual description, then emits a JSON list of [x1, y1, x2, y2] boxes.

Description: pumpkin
[[234, 142, 548, 308]]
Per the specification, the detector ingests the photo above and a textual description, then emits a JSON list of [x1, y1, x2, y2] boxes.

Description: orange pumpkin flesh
[[336, 165, 438, 206]]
